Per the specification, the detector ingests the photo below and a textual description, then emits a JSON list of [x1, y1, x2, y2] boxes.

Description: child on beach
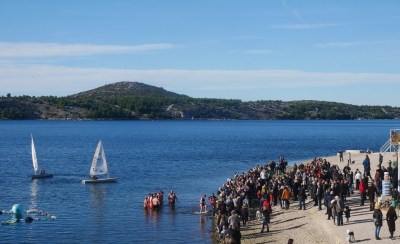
[[344, 206, 351, 223]]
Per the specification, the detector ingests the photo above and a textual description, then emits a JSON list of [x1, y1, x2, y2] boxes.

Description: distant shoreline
[[2, 82, 400, 120]]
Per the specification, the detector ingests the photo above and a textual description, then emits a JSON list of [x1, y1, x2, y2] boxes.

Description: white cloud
[[0, 42, 179, 58], [1, 64, 399, 98]]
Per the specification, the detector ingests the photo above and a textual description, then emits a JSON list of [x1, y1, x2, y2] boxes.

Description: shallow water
[[0, 120, 397, 243]]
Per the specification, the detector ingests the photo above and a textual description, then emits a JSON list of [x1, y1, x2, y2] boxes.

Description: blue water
[[0, 120, 398, 243]]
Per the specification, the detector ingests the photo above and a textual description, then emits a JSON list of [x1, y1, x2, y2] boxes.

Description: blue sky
[[1, 0, 400, 106]]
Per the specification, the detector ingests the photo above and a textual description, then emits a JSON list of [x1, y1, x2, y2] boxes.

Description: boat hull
[[82, 178, 118, 184], [31, 174, 53, 179]]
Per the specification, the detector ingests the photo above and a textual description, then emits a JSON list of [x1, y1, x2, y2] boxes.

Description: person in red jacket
[[359, 177, 367, 206]]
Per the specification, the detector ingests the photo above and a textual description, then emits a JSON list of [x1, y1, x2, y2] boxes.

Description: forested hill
[[1, 81, 400, 120]]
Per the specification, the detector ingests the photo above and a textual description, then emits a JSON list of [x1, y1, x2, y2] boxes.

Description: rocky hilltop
[[1, 81, 400, 120], [70, 81, 187, 99]]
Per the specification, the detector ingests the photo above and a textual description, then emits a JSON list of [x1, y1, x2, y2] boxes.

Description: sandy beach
[[240, 152, 399, 244]]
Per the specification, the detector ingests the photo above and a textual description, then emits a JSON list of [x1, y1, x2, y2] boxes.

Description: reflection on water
[[168, 206, 176, 228], [27, 179, 39, 240], [143, 208, 162, 228], [88, 184, 110, 243], [199, 215, 206, 235], [30, 179, 39, 210], [89, 184, 109, 219]]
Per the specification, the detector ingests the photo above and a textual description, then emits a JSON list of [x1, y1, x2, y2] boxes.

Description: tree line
[[0, 95, 399, 120]]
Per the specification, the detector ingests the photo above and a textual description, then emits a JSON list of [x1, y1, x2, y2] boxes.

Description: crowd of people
[[206, 154, 399, 243], [141, 153, 399, 243], [143, 190, 179, 211], [143, 191, 164, 211]]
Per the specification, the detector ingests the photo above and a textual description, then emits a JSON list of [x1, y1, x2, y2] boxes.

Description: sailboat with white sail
[[82, 140, 117, 184], [31, 135, 53, 179]]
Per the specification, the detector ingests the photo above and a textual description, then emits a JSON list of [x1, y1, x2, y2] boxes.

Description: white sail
[[31, 135, 39, 174], [89, 140, 108, 176]]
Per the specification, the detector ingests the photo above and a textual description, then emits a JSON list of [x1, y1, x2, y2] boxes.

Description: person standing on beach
[[209, 193, 217, 216], [272, 181, 279, 206], [344, 206, 351, 223], [387, 161, 393, 179], [260, 199, 271, 233], [340, 179, 348, 203], [278, 186, 284, 209], [270, 160, 276, 175], [317, 182, 324, 211], [347, 170, 354, 195], [386, 206, 398, 239], [325, 190, 333, 220], [231, 225, 241, 244], [241, 197, 249, 226], [331, 197, 338, 224], [368, 181, 379, 211], [281, 186, 291, 210], [310, 181, 317, 206], [355, 169, 361, 190], [293, 178, 300, 201], [298, 185, 307, 210], [339, 150, 344, 162], [335, 196, 345, 226], [228, 210, 240, 230], [359, 178, 367, 206], [347, 151, 351, 165], [363, 155, 372, 181], [374, 166, 384, 193], [373, 203, 383, 240]]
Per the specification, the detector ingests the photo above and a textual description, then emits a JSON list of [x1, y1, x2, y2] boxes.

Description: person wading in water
[[200, 194, 208, 212], [168, 190, 178, 207]]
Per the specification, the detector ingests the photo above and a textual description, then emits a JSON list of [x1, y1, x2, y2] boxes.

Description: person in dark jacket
[[386, 206, 398, 239], [310, 181, 317, 206], [241, 197, 249, 226], [373, 204, 383, 240], [344, 205, 351, 223], [368, 181, 379, 211], [325, 190, 333, 220], [298, 185, 307, 210], [231, 225, 241, 244], [317, 183, 324, 210], [293, 179, 301, 201], [272, 182, 279, 206], [335, 196, 345, 226], [363, 155, 373, 181], [224, 225, 241, 244]]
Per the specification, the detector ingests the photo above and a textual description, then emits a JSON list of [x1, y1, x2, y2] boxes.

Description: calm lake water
[[0, 120, 398, 243]]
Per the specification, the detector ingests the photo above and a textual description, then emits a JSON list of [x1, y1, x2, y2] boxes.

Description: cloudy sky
[[1, 0, 399, 105]]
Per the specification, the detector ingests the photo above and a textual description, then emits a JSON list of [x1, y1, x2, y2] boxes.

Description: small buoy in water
[[25, 216, 34, 223], [11, 204, 24, 220]]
